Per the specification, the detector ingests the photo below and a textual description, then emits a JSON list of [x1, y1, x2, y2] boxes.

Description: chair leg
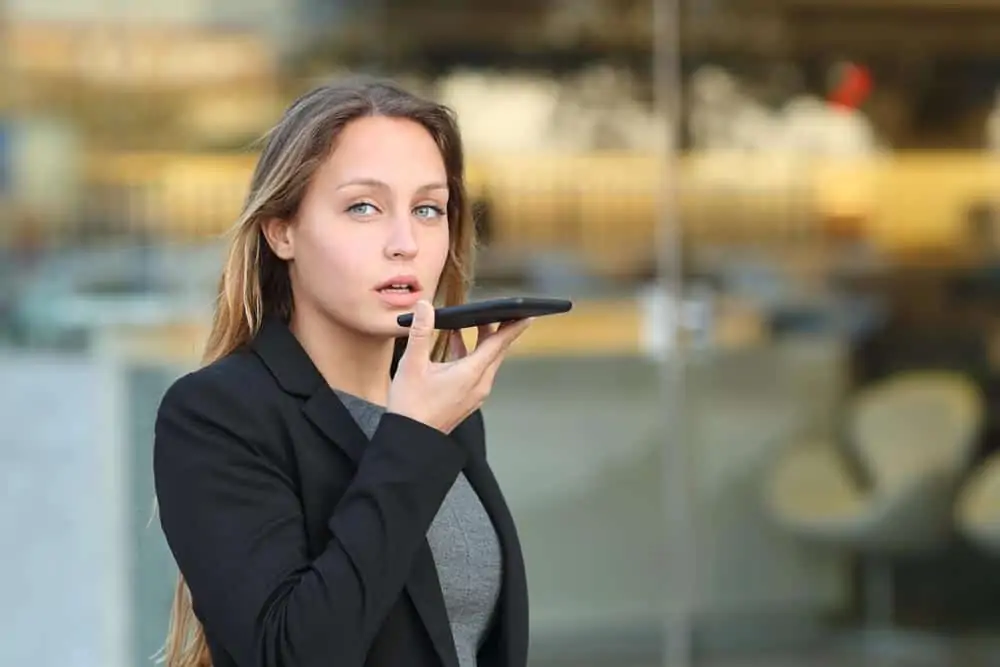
[[863, 555, 894, 631], [842, 554, 954, 663]]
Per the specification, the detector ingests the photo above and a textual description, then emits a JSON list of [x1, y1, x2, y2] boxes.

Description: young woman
[[153, 78, 532, 667]]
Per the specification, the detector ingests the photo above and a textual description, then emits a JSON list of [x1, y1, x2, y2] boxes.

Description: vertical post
[[864, 556, 894, 632], [653, 0, 695, 666], [0, 0, 8, 241], [0, 0, 8, 112]]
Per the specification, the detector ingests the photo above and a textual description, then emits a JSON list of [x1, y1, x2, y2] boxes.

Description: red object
[[830, 64, 872, 110]]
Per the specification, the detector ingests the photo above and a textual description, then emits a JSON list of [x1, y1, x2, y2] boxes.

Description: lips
[[375, 275, 422, 294]]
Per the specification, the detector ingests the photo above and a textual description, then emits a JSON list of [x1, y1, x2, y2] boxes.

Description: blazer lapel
[[253, 320, 459, 666], [251, 317, 369, 464], [457, 422, 529, 667], [301, 388, 368, 463], [407, 544, 461, 667]]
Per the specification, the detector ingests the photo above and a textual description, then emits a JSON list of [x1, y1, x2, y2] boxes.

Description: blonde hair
[[161, 77, 476, 667]]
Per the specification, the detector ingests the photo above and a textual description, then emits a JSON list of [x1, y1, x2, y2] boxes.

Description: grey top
[[334, 391, 503, 667]]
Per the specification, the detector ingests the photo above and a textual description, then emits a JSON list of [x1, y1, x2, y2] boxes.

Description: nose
[[384, 214, 418, 260]]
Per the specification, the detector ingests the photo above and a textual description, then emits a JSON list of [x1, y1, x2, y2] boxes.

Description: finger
[[447, 330, 469, 361], [468, 317, 533, 369], [495, 317, 533, 345], [476, 321, 533, 393], [399, 300, 435, 370], [475, 318, 531, 350], [475, 323, 497, 349], [493, 318, 533, 357]]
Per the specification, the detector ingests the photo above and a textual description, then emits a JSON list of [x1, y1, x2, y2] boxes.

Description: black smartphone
[[396, 296, 573, 330]]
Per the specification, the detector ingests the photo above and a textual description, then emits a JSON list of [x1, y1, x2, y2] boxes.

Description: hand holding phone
[[388, 301, 531, 432]]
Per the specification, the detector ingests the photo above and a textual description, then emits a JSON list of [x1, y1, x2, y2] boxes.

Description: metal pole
[[653, 0, 695, 666]]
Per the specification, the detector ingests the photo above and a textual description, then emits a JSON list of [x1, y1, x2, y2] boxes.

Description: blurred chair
[[763, 371, 983, 649], [955, 451, 1000, 553]]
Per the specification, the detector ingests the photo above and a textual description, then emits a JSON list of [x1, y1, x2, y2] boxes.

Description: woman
[[153, 78, 532, 667]]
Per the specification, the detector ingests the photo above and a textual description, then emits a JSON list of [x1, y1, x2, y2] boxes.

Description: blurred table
[[103, 296, 768, 366]]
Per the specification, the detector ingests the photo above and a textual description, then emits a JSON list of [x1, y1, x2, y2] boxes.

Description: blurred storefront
[[5, 1, 1000, 666]]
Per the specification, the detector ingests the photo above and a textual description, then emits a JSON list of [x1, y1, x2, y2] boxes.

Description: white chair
[[956, 452, 1000, 553], [764, 371, 983, 649]]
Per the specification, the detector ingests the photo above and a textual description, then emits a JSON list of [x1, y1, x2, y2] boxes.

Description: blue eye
[[348, 202, 378, 216], [414, 205, 445, 220]]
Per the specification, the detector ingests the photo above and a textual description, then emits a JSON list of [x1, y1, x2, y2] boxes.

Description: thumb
[[402, 300, 436, 367]]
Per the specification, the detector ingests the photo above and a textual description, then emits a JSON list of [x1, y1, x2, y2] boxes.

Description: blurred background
[[5, 0, 1000, 665]]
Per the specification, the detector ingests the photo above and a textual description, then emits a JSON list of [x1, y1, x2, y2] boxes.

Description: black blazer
[[153, 317, 529, 667]]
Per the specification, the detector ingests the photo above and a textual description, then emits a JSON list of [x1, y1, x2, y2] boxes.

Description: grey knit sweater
[[334, 391, 503, 667]]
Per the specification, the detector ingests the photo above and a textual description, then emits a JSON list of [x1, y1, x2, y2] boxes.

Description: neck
[[288, 306, 395, 406]]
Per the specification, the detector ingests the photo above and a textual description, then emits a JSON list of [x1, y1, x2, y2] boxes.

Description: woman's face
[[266, 115, 451, 339]]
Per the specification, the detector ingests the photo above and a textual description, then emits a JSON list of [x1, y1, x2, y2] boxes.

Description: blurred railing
[[17, 149, 1000, 271], [104, 298, 651, 363]]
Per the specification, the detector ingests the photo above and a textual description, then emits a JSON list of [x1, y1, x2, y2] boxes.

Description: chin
[[359, 313, 410, 341], [317, 307, 402, 344]]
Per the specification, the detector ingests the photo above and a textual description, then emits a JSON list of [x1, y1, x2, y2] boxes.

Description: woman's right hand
[[387, 300, 532, 433]]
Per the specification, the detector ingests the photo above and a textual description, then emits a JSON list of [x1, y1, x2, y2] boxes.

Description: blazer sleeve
[[153, 368, 467, 667]]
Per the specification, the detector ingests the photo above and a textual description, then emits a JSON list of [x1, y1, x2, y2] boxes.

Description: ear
[[261, 217, 294, 260]]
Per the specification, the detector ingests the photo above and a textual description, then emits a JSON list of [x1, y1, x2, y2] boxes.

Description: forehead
[[320, 115, 447, 185]]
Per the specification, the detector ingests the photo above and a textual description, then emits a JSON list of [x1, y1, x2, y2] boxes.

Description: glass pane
[[677, 1, 1000, 666]]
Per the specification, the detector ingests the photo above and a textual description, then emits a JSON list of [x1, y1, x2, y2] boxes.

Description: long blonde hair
[[161, 77, 477, 667]]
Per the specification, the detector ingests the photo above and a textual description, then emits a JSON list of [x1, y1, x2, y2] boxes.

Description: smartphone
[[396, 296, 573, 330]]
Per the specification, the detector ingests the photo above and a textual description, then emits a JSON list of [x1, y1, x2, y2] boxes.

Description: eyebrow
[[335, 177, 448, 193]]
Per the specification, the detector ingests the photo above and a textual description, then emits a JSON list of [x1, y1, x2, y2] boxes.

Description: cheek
[[295, 225, 368, 292], [423, 225, 451, 276]]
